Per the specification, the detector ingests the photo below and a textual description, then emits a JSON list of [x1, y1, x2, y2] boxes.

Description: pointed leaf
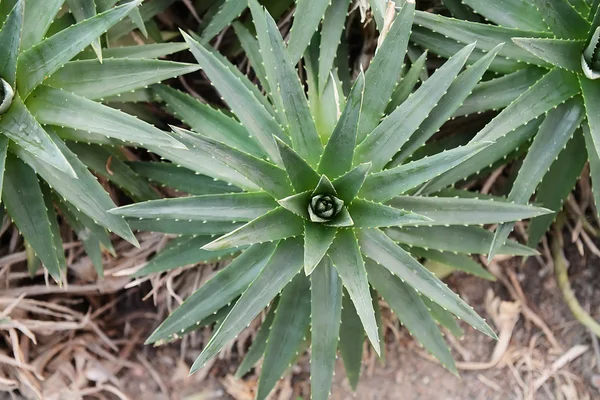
[[357, 0, 415, 141], [182, 31, 285, 165], [359, 229, 497, 339], [355, 43, 474, 171], [12, 129, 137, 246], [385, 226, 538, 256], [0, 136, 7, 199], [348, 199, 432, 228], [473, 69, 580, 142], [0, 0, 23, 87], [128, 162, 242, 196], [512, 37, 585, 72], [21, 0, 63, 51], [3, 155, 64, 281], [200, 0, 246, 43], [318, 0, 351, 94], [360, 142, 489, 202], [366, 259, 456, 374], [66, 0, 102, 61], [190, 238, 304, 372], [462, 0, 550, 31], [257, 274, 311, 400], [329, 229, 380, 354], [0, 94, 74, 175], [304, 221, 337, 275], [287, 0, 330, 63], [489, 97, 585, 258], [310, 258, 343, 400], [319, 73, 365, 178], [386, 196, 551, 225], [421, 296, 464, 338], [147, 242, 276, 344], [332, 163, 371, 204], [76, 43, 190, 60], [338, 290, 364, 389], [17, 1, 141, 98], [127, 219, 243, 236], [233, 21, 269, 92], [531, 0, 590, 39], [202, 207, 304, 251], [169, 128, 293, 199], [275, 137, 320, 193], [111, 192, 276, 222], [278, 190, 311, 219], [27, 86, 185, 149], [386, 51, 428, 114], [409, 247, 495, 281]]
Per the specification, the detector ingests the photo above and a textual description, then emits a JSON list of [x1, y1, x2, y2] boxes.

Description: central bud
[[0, 78, 14, 115], [308, 194, 343, 222]]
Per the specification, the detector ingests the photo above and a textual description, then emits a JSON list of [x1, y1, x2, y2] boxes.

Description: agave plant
[[411, 0, 600, 255], [112, 1, 550, 398], [0, 0, 200, 280]]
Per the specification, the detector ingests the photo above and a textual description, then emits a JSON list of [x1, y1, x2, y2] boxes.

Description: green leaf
[[169, 127, 293, 199], [359, 229, 497, 339], [368, 0, 387, 30], [454, 67, 547, 117], [411, 246, 495, 281], [257, 274, 311, 400], [0, 94, 74, 176], [111, 192, 276, 222], [462, 0, 550, 31], [529, 129, 586, 246], [200, 0, 246, 43], [355, 43, 474, 171], [366, 259, 456, 374], [17, 1, 141, 98], [421, 296, 464, 338], [512, 38, 585, 72], [0, 136, 7, 199], [0, 0, 23, 87], [318, 0, 351, 94], [357, 0, 415, 141], [531, 0, 590, 39], [386, 196, 551, 225], [412, 11, 553, 65], [127, 219, 243, 235], [348, 199, 431, 228], [386, 51, 427, 114], [27, 86, 185, 149], [275, 137, 320, 193], [287, 0, 330, 63], [304, 221, 337, 275], [66, 0, 102, 61], [44, 59, 199, 100], [233, 21, 269, 92], [331, 163, 371, 204], [156, 127, 259, 191], [360, 142, 489, 202], [388, 44, 504, 167], [473, 69, 580, 142], [585, 121, 600, 220], [328, 229, 380, 354], [423, 119, 542, 194], [146, 242, 276, 344], [385, 225, 538, 256], [190, 237, 304, 372], [3, 155, 64, 281], [137, 236, 241, 276], [108, 0, 177, 41], [76, 43, 190, 60], [182, 31, 286, 165], [128, 162, 241, 195], [256, 7, 323, 166], [338, 290, 364, 389], [12, 129, 137, 246], [489, 97, 585, 258], [278, 190, 311, 219], [69, 143, 158, 202], [235, 299, 278, 378], [21, 0, 63, 51], [310, 258, 343, 400], [202, 207, 304, 251], [319, 73, 365, 178], [442, 0, 480, 21], [156, 79, 265, 164]]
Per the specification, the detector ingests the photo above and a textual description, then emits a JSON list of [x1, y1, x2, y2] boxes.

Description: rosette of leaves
[[112, 1, 550, 398], [0, 0, 201, 280], [410, 0, 600, 256]]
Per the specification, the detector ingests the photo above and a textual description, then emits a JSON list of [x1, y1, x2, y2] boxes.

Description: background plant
[[112, 1, 551, 398], [0, 0, 202, 281]]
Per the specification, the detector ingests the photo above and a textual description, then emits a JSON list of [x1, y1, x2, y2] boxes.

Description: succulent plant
[[112, 1, 550, 398], [411, 0, 600, 255], [0, 0, 199, 280]]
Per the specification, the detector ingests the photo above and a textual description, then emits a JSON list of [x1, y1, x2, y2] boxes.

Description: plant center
[[309, 194, 343, 221], [0, 78, 14, 115]]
